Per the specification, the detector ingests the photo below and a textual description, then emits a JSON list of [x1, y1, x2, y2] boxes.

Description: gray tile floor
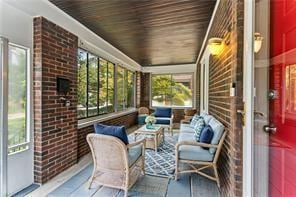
[[46, 163, 220, 197]]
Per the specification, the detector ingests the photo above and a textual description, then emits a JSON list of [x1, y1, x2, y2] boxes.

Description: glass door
[[252, 0, 296, 196], [253, 0, 270, 196], [0, 36, 33, 195], [0, 36, 9, 197]]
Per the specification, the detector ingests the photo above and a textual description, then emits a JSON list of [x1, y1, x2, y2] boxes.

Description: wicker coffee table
[[134, 125, 164, 152]]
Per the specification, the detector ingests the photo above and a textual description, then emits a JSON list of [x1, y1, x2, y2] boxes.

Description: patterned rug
[[129, 132, 178, 178]]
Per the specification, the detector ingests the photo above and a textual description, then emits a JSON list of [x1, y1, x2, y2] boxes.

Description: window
[[99, 58, 108, 114], [77, 49, 87, 118], [127, 71, 135, 108], [116, 66, 125, 111], [77, 48, 135, 119], [107, 62, 115, 113], [8, 44, 29, 153], [88, 53, 99, 116], [151, 73, 193, 108]]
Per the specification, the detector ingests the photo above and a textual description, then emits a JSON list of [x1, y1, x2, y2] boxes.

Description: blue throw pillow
[[154, 107, 172, 117], [94, 123, 129, 145], [199, 125, 214, 146], [194, 118, 205, 141]]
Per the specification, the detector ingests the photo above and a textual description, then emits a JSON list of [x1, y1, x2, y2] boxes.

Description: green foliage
[[151, 75, 192, 106], [8, 46, 26, 113], [77, 51, 87, 108], [77, 50, 135, 117]]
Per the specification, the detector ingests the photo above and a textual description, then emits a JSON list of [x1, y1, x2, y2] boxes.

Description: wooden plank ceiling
[[49, 0, 216, 66]]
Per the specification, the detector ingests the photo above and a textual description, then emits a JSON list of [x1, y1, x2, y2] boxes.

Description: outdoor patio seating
[[87, 132, 146, 197]]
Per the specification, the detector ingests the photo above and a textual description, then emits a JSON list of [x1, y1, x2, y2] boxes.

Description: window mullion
[[114, 64, 118, 112], [86, 53, 89, 117], [106, 62, 109, 113], [97, 57, 99, 115]]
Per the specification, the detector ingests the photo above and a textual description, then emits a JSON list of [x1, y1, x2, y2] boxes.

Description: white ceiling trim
[[3, 0, 142, 71], [196, 0, 221, 65], [142, 64, 197, 74]]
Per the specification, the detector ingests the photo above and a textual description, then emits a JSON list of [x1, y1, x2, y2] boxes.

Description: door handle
[[254, 111, 264, 117], [263, 125, 277, 134]]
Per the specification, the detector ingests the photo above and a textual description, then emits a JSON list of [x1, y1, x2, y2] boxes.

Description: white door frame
[[200, 47, 210, 113], [0, 36, 9, 197], [243, 0, 255, 196]]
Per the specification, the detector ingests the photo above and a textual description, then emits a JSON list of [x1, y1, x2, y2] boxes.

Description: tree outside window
[[151, 74, 193, 107], [77, 48, 135, 119]]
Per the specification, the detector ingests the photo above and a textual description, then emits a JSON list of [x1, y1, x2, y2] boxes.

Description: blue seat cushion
[[177, 132, 214, 161], [155, 118, 170, 125], [178, 132, 196, 143], [199, 125, 214, 144], [128, 144, 142, 167], [154, 107, 172, 117], [178, 145, 214, 162], [180, 124, 195, 134], [94, 123, 129, 145]]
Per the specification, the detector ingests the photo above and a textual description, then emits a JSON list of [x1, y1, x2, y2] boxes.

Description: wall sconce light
[[208, 37, 223, 56], [254, 32, 263, 53]]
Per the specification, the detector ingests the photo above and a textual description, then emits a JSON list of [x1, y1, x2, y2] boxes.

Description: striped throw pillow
[[194, 118, 205, 141], [190, 114, 201, 128]]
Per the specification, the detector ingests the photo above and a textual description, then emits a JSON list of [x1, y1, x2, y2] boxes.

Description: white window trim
[[149, 72, 195, 109], [0, 36, 9, 197], [200, 47, 210, 114], [243, 0, 255, 196], [78, 108, 137, 129], [77, 49, 137, 119]]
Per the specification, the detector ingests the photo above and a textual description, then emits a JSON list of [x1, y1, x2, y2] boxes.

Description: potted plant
[[145, 116, 156, 129]]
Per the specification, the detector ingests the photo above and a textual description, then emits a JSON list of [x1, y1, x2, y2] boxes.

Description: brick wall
[[136, 72, 141, 108], [140, 72, 150, 108], [196, 65, 200, 112], [33, 17, 139, 183], [33, 17, 78, 183], [197, 0, 244, 196], [78, 112, 138, 158]]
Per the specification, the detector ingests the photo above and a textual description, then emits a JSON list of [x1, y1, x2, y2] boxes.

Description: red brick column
[[33, 17, 78, 184]]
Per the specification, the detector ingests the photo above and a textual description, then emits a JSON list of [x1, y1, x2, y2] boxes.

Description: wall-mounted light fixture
[[254, 32, 263, 53], [208, 37, 223, 56]]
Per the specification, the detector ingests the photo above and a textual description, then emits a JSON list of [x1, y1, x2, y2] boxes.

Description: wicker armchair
[[138, 107, 149, 115], [87, 134, 146, 197]]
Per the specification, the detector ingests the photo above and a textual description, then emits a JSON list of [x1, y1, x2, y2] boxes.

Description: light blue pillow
[[200, 111, 207, 118], [194, 118, 205, 141], [190, 114, 201, 128], [208, 118, 225, 154], [203, 114, 214, 125]]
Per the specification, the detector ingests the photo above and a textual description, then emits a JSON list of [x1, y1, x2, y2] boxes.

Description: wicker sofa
[[175, 112, 226, 188]]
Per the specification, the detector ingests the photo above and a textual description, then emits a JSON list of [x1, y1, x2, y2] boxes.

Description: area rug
[[129, 133, 178, 178], [127, 175, 169, 197]]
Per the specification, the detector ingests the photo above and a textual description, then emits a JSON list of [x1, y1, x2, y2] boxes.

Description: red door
[[270, 0, 296, 196]]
